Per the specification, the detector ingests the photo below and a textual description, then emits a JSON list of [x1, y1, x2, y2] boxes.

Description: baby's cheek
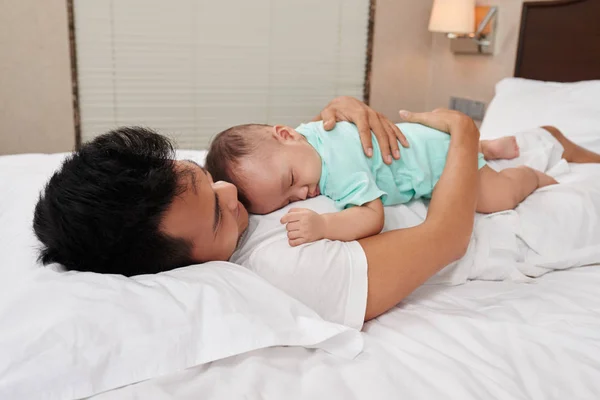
[[252, 201, 279, 215], [248, 189, 282, 214]]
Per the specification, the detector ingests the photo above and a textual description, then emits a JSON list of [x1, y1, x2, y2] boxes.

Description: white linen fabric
[[230, 198, 369, 330], [93, 161, 600, 400], [429, 127, 600, 284], [93, 263, 600, 400], [0, 153, 363, 400], [480, 78, 600, 153], [0, 261, 363, 400]]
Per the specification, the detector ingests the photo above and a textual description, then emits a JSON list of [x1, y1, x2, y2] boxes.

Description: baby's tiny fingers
[[289, 238, 306, 247], [287, 230, 302, 240], [285, 221, 301, 232], [288, 207, 308, 213], [281, 213, 300, 224]]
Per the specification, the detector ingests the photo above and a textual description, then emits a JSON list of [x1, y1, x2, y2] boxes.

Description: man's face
[[161, 160, 249, 262]]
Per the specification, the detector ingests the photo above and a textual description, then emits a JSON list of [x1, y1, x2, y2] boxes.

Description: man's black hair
[[33, 126, 194, 276]]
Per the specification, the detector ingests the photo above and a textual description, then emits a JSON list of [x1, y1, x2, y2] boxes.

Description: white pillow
[[0, 153, 71, 280], [0, 153, 363, 400], [0, 264, 362, 400], [480, 78, 600, 152], [0, 151, 206, 280]]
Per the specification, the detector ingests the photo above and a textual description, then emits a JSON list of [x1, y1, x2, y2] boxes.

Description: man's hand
[[399, 108, 476, 136], [280, 208, 327, 247], [314, 96, 409, 165]]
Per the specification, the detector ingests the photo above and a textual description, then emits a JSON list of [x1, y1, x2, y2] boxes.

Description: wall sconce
[[429, 0, 498, 55]]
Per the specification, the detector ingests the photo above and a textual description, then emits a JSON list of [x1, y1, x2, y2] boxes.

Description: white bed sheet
[[93, 164, 600, 400]]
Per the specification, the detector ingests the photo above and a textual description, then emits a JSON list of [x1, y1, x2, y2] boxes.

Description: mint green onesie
[[295, 121, 486, 210]]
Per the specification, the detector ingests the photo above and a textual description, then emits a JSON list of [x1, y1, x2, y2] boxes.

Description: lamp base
[[450, 35, 495, 55], [448, 6, 497, 55]]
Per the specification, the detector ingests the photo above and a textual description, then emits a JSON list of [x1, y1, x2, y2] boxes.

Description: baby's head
[[205, 124, 322, 215]]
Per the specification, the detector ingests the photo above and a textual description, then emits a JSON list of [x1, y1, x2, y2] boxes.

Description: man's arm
[[359, 109, 480, 320]]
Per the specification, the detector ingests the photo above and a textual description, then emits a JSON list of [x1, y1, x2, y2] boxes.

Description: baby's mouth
[[309, 185, 320, 198]]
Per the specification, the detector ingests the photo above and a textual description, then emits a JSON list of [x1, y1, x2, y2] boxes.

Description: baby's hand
[[280, 208, 327, 247]]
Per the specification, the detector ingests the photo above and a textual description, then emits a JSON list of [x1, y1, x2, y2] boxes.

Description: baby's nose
[[299, 186, 309, 200]]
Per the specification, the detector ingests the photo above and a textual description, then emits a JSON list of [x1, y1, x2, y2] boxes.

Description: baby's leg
[[479, 137, 520, 160], [476, 165, 558, 214]]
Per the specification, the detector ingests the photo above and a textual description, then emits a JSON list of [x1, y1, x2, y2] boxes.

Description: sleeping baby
[[205, 119, 557, 246]]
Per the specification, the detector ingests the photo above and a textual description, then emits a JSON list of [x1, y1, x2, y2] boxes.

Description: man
[[34, 97, 481, 329]]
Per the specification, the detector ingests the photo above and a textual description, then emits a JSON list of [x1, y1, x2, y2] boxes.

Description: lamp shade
[[428, 0, 475, 34]]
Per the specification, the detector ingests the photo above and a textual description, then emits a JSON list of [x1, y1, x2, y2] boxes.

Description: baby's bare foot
[[481, 136, 520, 160]]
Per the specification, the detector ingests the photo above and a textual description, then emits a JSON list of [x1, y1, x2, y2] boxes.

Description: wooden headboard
[[515, 0, 600, 82]]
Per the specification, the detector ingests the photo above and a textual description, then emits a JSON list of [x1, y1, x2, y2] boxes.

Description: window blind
[[74, 0, 369, 149]]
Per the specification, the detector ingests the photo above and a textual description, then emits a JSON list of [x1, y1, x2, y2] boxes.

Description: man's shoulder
[[229, 197, 369, 329], [229, 216, 282, 268], [230, 197, 341, 268]]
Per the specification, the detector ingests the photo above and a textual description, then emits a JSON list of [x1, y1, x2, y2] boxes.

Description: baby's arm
[[323, 199, 384, 241], [280, 199, 384, 246]]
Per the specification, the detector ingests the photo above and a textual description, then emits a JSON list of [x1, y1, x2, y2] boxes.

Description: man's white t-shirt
[[229, 196, 427, 330], [230, 197, 368, 330]]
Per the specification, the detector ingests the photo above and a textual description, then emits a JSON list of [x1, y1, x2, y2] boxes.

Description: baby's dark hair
[[205, 124, 272, 210]]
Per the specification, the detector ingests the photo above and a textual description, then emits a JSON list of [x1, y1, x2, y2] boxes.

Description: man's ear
[[272, 125, 302, 142]]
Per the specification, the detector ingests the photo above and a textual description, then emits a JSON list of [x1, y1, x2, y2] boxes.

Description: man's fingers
[[368, 112, 392, 165], [399, 110, 442, 132], [320, 107, 337, 131], [353, 112, 374, 158], [390, 120, 409, 148], [381, 116, 400, 160], [399, 110, 421, 123], [399, 109, 466, 134]]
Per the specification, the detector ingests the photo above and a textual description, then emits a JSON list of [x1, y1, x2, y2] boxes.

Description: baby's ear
[[273, 125, 301, 142]]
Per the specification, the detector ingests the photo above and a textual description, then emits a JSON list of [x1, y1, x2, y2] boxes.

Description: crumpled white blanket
[[391, 128, 600, 285]]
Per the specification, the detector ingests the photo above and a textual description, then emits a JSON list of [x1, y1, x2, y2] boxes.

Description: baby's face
[[237, 126, 322, 214]]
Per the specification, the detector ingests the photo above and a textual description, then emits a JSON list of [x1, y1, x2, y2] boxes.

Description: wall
[[0, 0, 550, 154], [370, 0, 548, 122], [0, 0, 75, 155], [369, 0, 434, 120], [426, 0, 531, 110]]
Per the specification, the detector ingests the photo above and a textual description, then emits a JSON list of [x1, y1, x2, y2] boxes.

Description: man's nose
[[212, 181, 239, 211]]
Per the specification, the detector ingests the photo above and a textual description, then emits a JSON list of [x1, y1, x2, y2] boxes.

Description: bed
[[2, 1, 600, 399]]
